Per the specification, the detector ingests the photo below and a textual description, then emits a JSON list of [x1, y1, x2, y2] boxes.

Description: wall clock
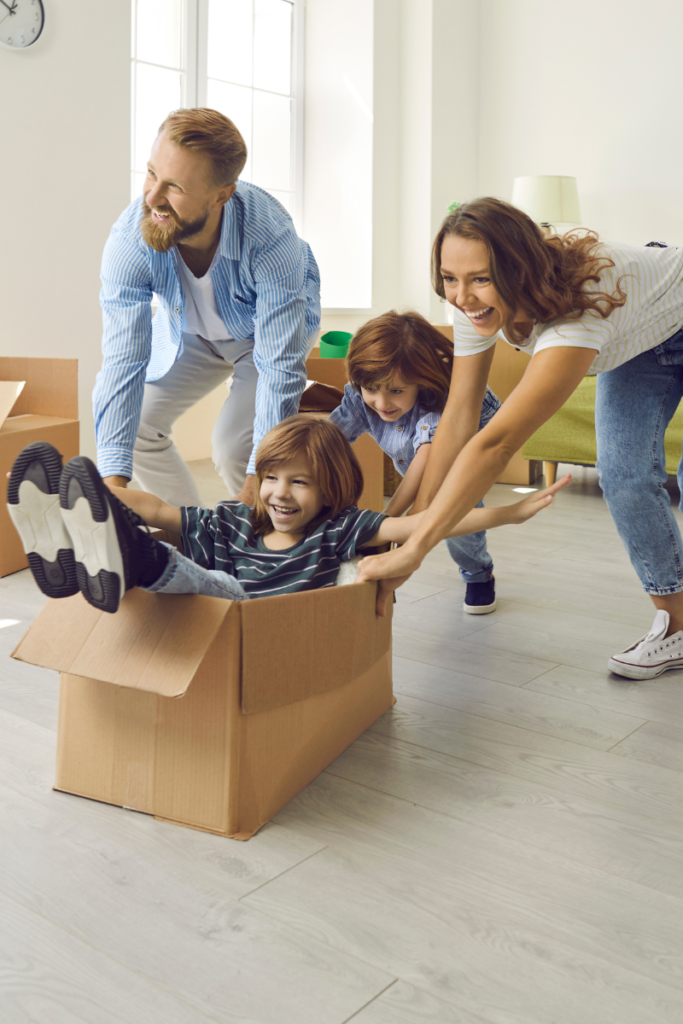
[[0, 0, 45, 50]]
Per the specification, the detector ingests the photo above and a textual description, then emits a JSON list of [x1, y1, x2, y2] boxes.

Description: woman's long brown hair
[[431, 197, 627, 345], [346, 310, 454, 412]]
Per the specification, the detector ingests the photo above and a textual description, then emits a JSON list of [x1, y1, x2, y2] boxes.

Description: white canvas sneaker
[[608, 610, 683, 679]]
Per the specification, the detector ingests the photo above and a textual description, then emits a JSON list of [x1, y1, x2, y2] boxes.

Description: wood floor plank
[[611, 719, 683, 772], [0, 890, 214, 1024], [272, 771, 683, 996], [393, 654, 647, 750], [327, 725, 683, 900], [393, 628, 558, 686], [0, 778, 392, 1024], [524, 663, 683, 728], [345, 981, 493, 1024], [244, 843, 683, 1024], [459, 621, 619, 674], [368, 695, 683, 830]]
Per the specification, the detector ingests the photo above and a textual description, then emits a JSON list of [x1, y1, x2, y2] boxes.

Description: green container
[[319, 330, 352, 359]]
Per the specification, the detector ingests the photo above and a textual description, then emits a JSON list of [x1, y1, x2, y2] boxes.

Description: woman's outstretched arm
[[358, 345, 597, 613]]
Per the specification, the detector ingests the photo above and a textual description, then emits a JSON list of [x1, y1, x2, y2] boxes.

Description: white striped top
[[94, 183, 321, 479], [450, 242, 683, 374]]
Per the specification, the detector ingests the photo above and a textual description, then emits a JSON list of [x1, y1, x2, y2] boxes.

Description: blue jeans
[[141, 544, 249, 600], [596, 329, 683, 595], [445, 388, 499, 583]]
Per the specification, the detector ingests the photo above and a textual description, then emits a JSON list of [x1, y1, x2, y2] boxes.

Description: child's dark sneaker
[[59, 456, 169, 614], [464, 574, 496, 615], [7, 441, 78, 599]]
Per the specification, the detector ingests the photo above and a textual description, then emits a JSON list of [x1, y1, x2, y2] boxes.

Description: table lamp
[[511, 175, 581, 232]]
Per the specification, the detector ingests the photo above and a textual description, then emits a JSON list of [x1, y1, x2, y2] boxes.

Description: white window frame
[[131, 0, 304, 229]]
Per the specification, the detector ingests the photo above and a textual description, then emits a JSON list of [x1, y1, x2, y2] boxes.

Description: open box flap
[[0, 381, 25, 430], [239, 581, 392, 715], [12, 588, 235, 697], [0, 357, 77, 419]]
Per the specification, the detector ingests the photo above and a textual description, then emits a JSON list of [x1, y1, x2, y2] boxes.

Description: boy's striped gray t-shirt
[[181, 501, 387, 598]]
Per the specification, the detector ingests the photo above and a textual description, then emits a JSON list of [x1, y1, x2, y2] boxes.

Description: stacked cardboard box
[[0, 358, 79, 577]]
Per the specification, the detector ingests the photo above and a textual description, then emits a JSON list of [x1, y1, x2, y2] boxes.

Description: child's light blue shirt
[[329, 384, 501, 476]]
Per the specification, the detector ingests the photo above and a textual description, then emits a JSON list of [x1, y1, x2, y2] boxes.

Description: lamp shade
[[511, 175, 581, 224]]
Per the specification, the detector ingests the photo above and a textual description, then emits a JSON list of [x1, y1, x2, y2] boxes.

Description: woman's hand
[[356, 545, 424, 615], [506, 474, 572, 524]]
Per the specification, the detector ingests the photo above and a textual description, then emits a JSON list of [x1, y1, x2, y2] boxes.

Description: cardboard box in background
[[1, 358, 79, 578], [12, 581, 394, 840], [306, 349, 385, 512]]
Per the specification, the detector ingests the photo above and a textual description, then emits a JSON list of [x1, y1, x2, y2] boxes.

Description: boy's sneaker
[[59, 456, 168, 614], [7, 441, 78, 599], [608, 610, 683, 679], [464, 574, 496, 614]]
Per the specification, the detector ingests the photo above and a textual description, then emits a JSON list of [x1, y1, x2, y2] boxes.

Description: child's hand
[[507, 474, 571, 524]]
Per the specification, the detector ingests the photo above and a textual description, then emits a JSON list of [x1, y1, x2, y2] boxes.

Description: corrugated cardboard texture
[[233, 647, 393, 839], [0, 357, 78, 419], [12, 589, 236, 698], [1, 418, 79, 578], [239, 582, 391, 715]]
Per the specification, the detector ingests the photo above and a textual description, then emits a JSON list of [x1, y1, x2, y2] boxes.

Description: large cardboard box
[[12, 582, 394, 840], [306, 349, 385, 511], [1, 357, 79, 577]]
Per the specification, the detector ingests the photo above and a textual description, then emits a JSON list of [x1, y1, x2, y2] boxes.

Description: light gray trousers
[[133, 332, 317, 507]]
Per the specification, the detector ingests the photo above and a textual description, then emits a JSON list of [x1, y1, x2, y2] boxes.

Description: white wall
[[1, 0, 131, 458], [479, 0, 683, 245]]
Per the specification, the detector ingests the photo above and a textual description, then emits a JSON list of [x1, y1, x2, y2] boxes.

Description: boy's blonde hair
[[250, 416, 364, 536]]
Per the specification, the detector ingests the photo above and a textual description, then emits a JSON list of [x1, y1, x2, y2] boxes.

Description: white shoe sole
[[61, 498, 125, 613], [607, 655, 683, 680], [8, 481, 71, 561], [464, 599, 497, 615]]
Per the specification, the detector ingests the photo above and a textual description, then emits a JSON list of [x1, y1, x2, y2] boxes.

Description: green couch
[[522, 375, 683, 482]]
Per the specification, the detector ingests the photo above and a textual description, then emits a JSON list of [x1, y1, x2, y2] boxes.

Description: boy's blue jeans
[[445, 389, 499, 584], [596, 329, 683, 596], [141, 544, 249, 600]]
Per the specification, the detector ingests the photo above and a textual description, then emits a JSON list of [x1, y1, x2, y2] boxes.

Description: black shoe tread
[[7, 442, 63, 504]]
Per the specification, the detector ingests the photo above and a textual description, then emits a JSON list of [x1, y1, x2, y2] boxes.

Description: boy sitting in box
[[7, 416, 567, 614]]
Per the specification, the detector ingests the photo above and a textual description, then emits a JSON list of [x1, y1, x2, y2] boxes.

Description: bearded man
[[93, 107, 321, 506]]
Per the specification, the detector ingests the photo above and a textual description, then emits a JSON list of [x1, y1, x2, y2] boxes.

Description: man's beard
[[140, 198, 210, 253]]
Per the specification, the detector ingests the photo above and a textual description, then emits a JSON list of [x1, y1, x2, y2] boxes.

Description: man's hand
[[234, 475, 256, 506], [103, 476, 129, 489]]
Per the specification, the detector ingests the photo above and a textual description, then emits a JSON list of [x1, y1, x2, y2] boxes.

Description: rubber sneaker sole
[[59, 458, 125, 614], [607, 655, 683, 680], [6, 442, 78, 599], [463, 598, 497, 615]]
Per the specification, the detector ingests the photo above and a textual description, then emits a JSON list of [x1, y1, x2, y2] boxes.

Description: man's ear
[[215, 183, 237, 209]]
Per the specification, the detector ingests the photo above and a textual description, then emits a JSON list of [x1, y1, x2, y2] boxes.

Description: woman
[[358, 197, 683, 679]]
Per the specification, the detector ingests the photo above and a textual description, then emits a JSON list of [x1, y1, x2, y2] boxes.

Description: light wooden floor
[[4, 462, 683, 1023]]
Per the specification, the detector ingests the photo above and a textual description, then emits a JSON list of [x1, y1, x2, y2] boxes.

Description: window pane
[[207, 79, 253, 181], [207, 0, 253, 87], [135, 0, 183, 68], [252, 90, 291, 191], [134, 63, 183, 173], [131, 171, 147, 201], [253, 0, 291, 95]]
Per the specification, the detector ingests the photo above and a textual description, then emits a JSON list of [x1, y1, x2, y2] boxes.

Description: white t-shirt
[[176, 249, 233, 342], [451, 242, 683, 374]]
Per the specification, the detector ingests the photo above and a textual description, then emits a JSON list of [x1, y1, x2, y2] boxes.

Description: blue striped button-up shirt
[[94, 182, 321, 479], [329, 384, 501, 474]]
